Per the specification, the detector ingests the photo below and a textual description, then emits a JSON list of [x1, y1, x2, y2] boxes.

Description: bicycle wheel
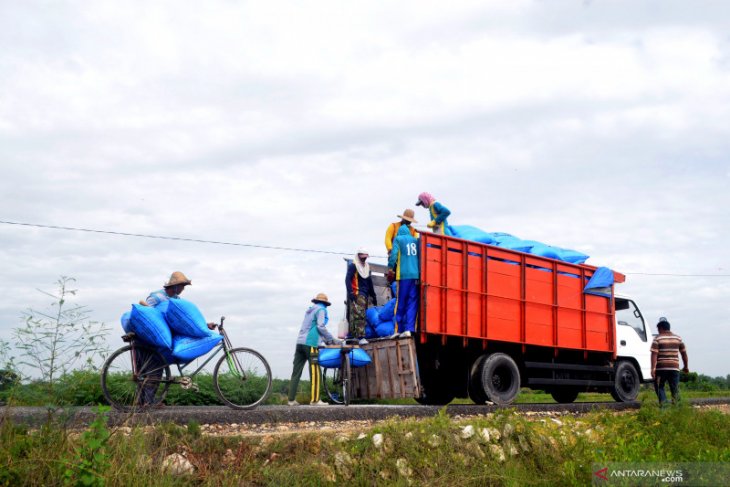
[[100, 345, 171, 412], [322, 367, 345, 404], [213, 347, 272, 409]]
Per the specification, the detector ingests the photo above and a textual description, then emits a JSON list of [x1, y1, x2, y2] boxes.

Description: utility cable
[[0, 219, 370, 257], [1, 219, 728, 277]]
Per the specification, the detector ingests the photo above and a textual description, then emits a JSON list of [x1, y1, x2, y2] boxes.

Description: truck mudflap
[[352, 337, 422, 400]]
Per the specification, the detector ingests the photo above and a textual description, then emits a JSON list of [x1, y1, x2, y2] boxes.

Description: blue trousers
[[654, 370, 680, 406], [394, 279, 418, 333]]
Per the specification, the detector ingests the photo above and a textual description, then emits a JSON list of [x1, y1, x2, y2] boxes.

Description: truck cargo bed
[[353, 337, 421, 400]]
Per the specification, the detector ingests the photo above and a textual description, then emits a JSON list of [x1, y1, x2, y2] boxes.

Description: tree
[[13, 277, 111, 393]]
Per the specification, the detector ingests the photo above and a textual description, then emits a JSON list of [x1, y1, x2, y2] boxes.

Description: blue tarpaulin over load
[[449, 225, 590, 265], [584, 266, 614, 296]]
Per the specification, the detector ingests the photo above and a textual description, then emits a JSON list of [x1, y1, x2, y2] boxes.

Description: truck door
[[615, 298, 651, 381]]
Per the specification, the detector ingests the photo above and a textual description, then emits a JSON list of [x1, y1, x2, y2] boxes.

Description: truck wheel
[[468, 355, 489, 404], [611, 361, 640, 402], [550, 388, 579, 404], [480, 353, 520, 405]]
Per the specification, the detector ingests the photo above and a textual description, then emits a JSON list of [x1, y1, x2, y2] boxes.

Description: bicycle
[[100, 316, 272, 411], [321, 339, 359, 406]]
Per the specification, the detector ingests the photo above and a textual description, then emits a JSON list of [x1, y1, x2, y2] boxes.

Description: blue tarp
[[584, 267, 614, 296], [449, 225, 590, 265]]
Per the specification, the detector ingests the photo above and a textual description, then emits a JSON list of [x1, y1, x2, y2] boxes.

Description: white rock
[[334, 452, 354, 480], [405, 432, 414, 440], [428, 434, 442, 447], [489, 444, 505, 462], [396, 458, 413, 478], [489, 427, 501, 442], [162, 453, 194, 475], [372, 433, 384, 448], [461, 425, 475, 439], [357, 433, 367, 440], [503, 423, 514, 438], [479, 428, 490, 442]]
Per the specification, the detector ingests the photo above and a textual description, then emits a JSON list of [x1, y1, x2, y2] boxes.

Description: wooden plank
[[352, 338, 421, 400]]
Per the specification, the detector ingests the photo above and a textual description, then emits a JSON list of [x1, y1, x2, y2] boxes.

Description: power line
[[1, 219, 728, 277], [625, 272, 730, 277], [0, 219, 364, 257]]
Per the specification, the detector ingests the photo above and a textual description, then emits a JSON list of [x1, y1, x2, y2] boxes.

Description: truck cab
[[615, 294, 652, 382]]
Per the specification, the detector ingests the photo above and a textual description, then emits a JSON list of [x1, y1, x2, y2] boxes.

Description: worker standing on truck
[[384, 209, 419, 256], [388, 224, 420, 336], [650, 317, 689, 407], [345, 247, 377, 342], [287, 293, 336, 406], [415, 192, 453, 236]]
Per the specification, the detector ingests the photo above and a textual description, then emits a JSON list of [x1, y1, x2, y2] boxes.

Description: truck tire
[[468, 355, 489, 404], [611, 361, 640, 402], [480, 353, 520, 405], [550, 388, 580, 404]]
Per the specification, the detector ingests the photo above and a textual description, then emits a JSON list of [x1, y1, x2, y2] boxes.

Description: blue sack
[[529, 244, 561, 260], [120, 311, 132, 333], [318, 348, 342, 368], [365, 324, 377, 339], [349, 348, 372, 368], [165, 299, 211, 338], [129, 304, 172, 350], [557, 248, 590, 264], [375, 320, 395, 337], [157, 347, 177, 365], [366, 307, 381, 327], [450, 225, 498, 244], [171, 334, 223, 362], [496, 237, 535, 253], [378, 299, 396, 322]]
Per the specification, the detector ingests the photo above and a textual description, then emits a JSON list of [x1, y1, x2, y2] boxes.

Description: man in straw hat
[[345, 248, 377, 343], [144, 271, 193, 307], [384, 209, 419, 256], [287, 293, 336, 406]]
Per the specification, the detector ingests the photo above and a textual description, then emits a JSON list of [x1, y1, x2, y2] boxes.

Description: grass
[[1, 401, 728, 486]]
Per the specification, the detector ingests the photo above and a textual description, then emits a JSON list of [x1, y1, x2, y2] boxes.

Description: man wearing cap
[[650, 317, 689, 406], [388, 220, 420, 336], [415, 192, 453, 236], [385, 209, 419, 256], [287, 293, 336, 406], [345, 248, 377, 341]]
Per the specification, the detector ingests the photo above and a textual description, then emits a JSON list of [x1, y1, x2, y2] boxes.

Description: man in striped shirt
[[650, 317, 689, 406]]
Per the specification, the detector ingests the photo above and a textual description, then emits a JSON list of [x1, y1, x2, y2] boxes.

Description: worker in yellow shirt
[[384, 209, 419, 256]]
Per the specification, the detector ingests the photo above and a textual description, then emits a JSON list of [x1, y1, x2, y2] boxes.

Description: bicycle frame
[[130, 316, 242, 385]]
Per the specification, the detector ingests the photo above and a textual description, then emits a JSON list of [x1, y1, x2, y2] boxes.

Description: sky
[[0, 0, 728, 380]]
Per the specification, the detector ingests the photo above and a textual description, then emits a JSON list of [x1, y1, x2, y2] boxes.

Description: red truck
[[353, 232, 652, 405]]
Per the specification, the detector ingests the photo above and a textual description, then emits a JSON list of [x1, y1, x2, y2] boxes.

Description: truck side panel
[[420, 233, 615, 353]]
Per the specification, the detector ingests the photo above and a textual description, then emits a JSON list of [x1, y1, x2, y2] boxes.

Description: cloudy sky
[[1, 1, 728, 380]]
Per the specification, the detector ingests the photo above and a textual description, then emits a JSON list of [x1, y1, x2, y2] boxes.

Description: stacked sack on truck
[[448, 225, 590, 265], [364, 297, 396, 338], [119, 299, 222, 363]]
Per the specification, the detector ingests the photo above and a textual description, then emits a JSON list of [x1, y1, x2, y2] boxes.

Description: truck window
[[615, 299, 647, 341]]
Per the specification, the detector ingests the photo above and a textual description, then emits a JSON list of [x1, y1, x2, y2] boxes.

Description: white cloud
[[1, 0, 728, 378]]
